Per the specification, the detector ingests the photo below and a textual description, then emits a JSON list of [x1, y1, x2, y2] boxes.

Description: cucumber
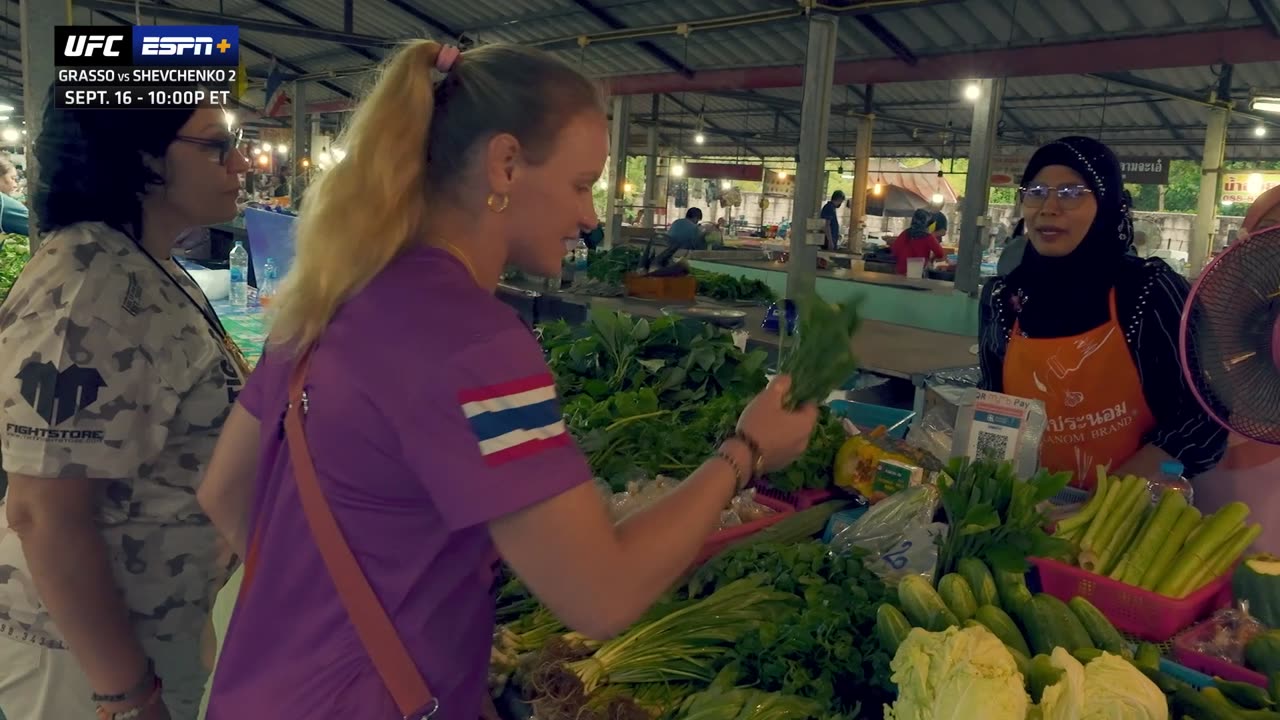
[[1215, 678, 1276, 710], [875, 604, 912, 656], [995, 567, 1034, 614], [1027, 654, 1065, 704], [938, 574, 979, 622], [1202, 687, 1280, 720], [1139, 666, 1182, 695], [1135, 642, 1163, 671], [898, 575, 960, 632], [957, 557, 1000, 608], [962, 619, 984, 630], [1171, 686, 1242, 720], [1018, 595, 1078, 655], [1271, 671, 1280, 706], [975, 604, 1031, 657], [1072, 647, 1104, 664], [1009, 646, 1033, 680], [1037, 594, 1095, 652], [1068, 596, 1131, 658]]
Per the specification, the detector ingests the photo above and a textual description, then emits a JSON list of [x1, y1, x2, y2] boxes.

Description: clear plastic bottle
[[574, 239, 589, 270], [258, 257, 278, 307], [228, 240, 249, 307], [1148, 460, 1194, 505]]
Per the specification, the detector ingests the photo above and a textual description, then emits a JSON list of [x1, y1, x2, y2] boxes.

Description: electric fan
[[1180, 225, 1280, 444]]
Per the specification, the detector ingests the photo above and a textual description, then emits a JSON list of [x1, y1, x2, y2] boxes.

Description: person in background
[[996, 219, 1027, 276], [0, 156, 28, 236], [580, 220, 604, 251], [820, 190, 845, 250], [667, 206, 706, 250], [1240, 185, 1280, 240], [978, 136, 1226, 488], [930, 210, 948, 243], [196, 41, 817, 719], [890, 207, 947, 275], [0, 101, 251, 719]]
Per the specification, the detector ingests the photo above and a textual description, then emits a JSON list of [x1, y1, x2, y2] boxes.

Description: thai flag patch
[[458, 374, 571, 466]]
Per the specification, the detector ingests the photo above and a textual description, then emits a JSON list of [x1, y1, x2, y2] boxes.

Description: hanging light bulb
[[931, 192, 944, 205], [277, 143, 289, 156], [261, 142, 273, 153], [776, 170, 788, 179], [256, 154, 270, 167], [721, 179, 731, 189], [694, 132, 705, 144], [623, 182, 634, 193], [873, 181, 883, 196], [1255, 125, 1268, 137], [963, 83, 981, 101], [301, 158, 311, 168], [671, 161, 685, 178]]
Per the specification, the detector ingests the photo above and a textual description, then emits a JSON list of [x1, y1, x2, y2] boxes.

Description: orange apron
[[1003, 288, 1157, 489]]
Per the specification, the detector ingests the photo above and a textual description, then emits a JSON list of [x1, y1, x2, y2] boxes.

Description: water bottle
[[228, 240, 249, 307], [574, 239, 589, 270], [258, 257, 278, 307], [1148, 460, 1194, 505]]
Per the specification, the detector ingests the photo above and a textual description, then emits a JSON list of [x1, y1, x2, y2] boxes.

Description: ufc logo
[[63, 34, 123, 57], [141, 36, 215, 56]]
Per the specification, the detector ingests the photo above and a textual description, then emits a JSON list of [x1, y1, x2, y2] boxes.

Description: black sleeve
[[978, 279, 1006, 392], [1132, 263, 1228, 476]]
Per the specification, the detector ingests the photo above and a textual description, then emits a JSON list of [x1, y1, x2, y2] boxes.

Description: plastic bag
[[829, 484, 944, 584], [1187, 602, 1268, 665]]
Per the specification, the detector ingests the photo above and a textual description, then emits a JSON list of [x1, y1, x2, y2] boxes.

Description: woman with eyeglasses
[[0, 102, 251, 720], [978, 136, 1226, 489]]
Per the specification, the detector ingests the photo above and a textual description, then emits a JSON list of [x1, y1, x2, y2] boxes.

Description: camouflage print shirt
[[0, 222, 245, 651]]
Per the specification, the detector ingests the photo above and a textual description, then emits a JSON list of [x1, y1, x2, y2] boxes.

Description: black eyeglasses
[[175, 128, 243, 165], [1020, 183, 1093, 209]]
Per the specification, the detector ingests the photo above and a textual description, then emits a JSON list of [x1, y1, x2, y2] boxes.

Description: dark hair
[[32, 92, 196, 239], [685, 207, 703, 221], [830, 190, 845, 202], [426, 44, 604, 196], [0, 155, 16, 178], [931, 212, 948, 233]]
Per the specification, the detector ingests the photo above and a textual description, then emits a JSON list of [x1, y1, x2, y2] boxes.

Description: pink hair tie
[[435, 45, 461, 73]]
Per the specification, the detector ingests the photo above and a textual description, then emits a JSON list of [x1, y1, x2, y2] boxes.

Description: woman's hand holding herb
[[736, 375, 819, 473]]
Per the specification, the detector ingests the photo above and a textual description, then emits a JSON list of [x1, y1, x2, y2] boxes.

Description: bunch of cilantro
[[684, 541, 895, 717]]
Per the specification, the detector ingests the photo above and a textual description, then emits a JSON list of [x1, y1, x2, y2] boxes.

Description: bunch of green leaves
[[540, 308, 768, 406], [765, 407, 846, 492], [934, 456, 1073, 578], [777, 296, 862, 410], [691, 269, 777, 305], [567, 389, 745, 489], [585, 245, 645, 285], [0, 233, 30, 307], [684, 541, 894, 716]]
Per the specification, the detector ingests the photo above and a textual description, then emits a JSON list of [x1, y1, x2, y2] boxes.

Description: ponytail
[[269, 40, 445, 352]]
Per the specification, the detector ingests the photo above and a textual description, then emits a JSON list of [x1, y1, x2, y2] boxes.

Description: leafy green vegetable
[[0, 233, 30, 307], [685, 541, 895, 715], [766, 407, 846, 492], [690, 268, 776, 304], [935, 457, 1073, 578], [778, 296, 861, 409]]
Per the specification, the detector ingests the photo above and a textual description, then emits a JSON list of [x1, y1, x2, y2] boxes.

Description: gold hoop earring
[[486, 193, 510, 213]]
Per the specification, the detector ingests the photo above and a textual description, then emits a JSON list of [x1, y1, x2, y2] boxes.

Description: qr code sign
[[976, 431, 1009, 460]]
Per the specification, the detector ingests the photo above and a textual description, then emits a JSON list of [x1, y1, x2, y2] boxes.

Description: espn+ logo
[[54, 25, 238, 67]]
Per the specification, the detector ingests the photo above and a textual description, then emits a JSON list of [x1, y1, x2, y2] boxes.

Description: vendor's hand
[[737, 375, 819, 472], [139, 699, 172, 720]]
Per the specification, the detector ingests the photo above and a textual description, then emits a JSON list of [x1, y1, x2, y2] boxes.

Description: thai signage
[[989, 151, 1170, 187], [684, 162, 763, 182], [1222, 171, 1280, 206]]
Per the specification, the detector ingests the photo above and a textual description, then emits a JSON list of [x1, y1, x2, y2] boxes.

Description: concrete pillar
[[1190, 106, 1229, 275], [849, 114, 874, 254], [955, 78, 1005, 294], [21, 0, 65, 248], [787, 13, 839, 300], [291, 80, 307, 208], [604, 95, 630, 249]]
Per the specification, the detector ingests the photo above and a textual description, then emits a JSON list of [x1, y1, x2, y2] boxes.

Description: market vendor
[[977, 136, 1226, 488], [890, 208, 947, 275], [668, 206, 707, 250]]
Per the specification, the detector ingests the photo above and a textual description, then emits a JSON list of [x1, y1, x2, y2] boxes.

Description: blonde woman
[[197, 41, 818, 719]]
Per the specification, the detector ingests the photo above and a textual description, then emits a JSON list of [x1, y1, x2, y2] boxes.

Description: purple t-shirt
[[204, 248, 592, 719]]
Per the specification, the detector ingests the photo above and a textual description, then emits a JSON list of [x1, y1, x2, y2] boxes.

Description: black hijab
[[906, 208, 933, 239], [1005, 136, 1135, 337]]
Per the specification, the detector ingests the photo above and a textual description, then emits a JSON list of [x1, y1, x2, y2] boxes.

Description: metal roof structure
[[12, 0, 1280, 160]]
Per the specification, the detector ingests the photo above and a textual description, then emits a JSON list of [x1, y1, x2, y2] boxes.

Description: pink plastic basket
[[752, 483, 835, 510], [693, 494, 795, 566], [1173, 619, 1269, 688], [1030, 556, 1233, 641]]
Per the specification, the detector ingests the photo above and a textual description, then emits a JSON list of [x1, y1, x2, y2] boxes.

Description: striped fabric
[[458, 374, 570, 466]]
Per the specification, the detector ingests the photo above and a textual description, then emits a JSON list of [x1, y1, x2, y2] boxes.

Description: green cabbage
[[884, 625, 1030, 720], [1038, 650, 1167, 720]]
